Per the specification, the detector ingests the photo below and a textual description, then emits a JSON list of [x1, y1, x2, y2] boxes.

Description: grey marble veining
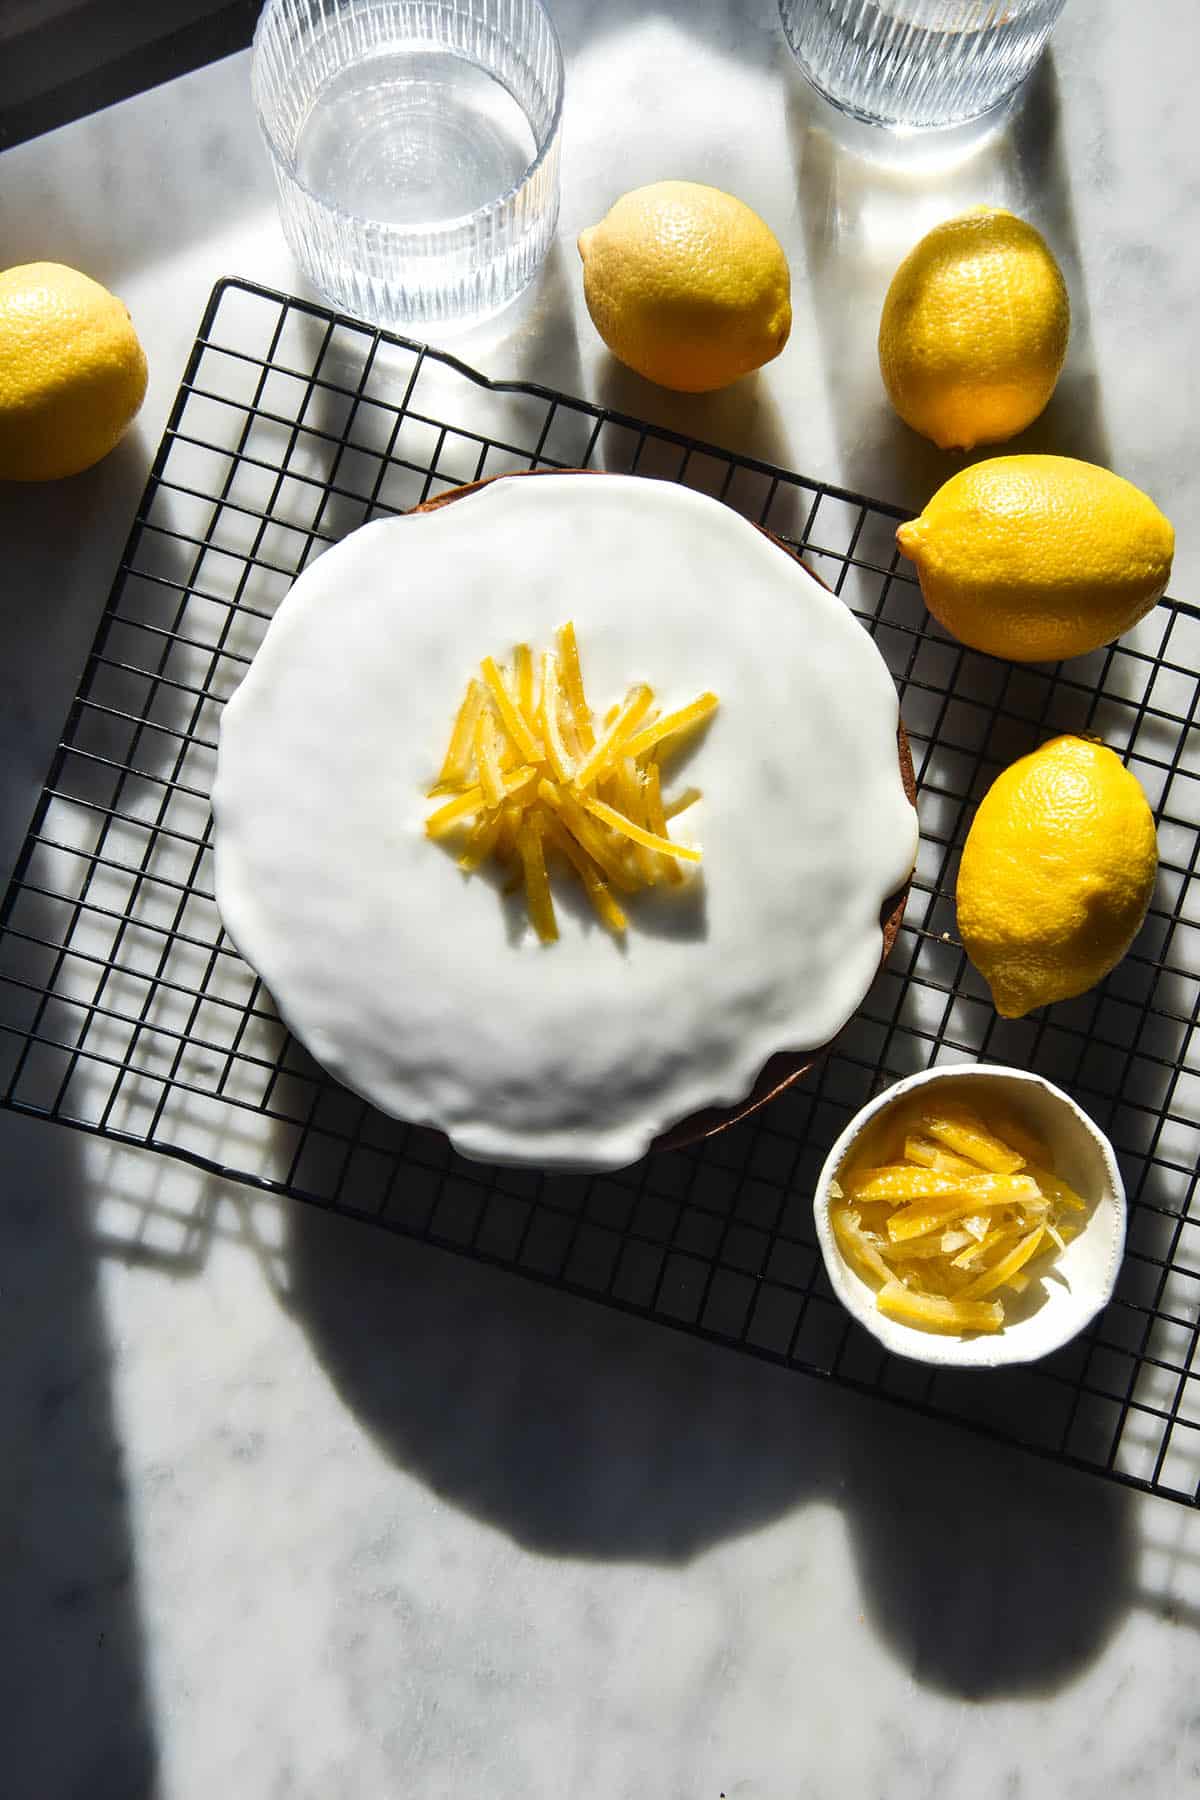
[[2, 4, 1200, 1795]]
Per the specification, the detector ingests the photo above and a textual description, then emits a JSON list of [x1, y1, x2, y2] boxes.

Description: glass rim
[[250, 0, 566, 242]]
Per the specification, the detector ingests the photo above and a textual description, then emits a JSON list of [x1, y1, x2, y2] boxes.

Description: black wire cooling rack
[[2, 276, 1198, 1506]]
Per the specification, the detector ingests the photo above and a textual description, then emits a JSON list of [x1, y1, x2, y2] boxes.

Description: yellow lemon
[[878, 206, 1069, 451], [957, 735, 1158, 1019], [897, 455, 1174, 663], [0, 261, 147, 481], [578, 181, 791, 393]]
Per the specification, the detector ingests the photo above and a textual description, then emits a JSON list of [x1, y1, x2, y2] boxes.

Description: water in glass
[[295, 47, 539, 227], [253, 0, 564, 330]]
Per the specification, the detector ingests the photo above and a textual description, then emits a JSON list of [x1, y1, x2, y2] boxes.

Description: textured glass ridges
[[1, 277, 1197, 1507], [778, 0, 1068, 128], [252, 0, 563, 326]]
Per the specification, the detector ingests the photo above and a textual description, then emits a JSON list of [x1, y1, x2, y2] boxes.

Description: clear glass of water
[[252, 0, 565, 330], [778, 0, 1068, 130]]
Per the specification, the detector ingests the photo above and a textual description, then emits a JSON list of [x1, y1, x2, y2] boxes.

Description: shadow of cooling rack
[[1, 276, 1198, 1506]]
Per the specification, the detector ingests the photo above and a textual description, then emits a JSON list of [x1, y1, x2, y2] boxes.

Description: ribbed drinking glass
[[252, 0, 565, 329], [778, 0, 1068, 130]]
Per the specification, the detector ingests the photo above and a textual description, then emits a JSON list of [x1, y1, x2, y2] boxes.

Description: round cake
[[212, 472, 918, 1170]]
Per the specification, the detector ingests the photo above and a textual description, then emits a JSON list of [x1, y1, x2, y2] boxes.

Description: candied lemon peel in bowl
[[813, 1066, 1125, 1369]]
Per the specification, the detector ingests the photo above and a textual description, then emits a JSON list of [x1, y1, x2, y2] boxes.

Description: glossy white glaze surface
[[213, 474, 916, 1167]]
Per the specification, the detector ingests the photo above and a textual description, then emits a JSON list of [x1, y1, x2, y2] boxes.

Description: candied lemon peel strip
[[664, 786, 701, 821], [828, 1093, 1094, 1336], [573, 684, 655, 790], [921, 1104, 1027, 1174], [876, 1281, 1004, 1336], [583, 797, 704, 863], [903, 1134, 978, 1176], [480, 654, 543, 763], [425, 622, 718, 940], [475, 707, 506, 809], [430, 678, 484, 794], [516, 811, 557, 945], [621, 691, 720, 762], [555, 621, 595, 753], [831, 1206, 893, 1288]]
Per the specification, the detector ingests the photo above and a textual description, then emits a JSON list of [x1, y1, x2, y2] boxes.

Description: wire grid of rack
[[1, 276, 1198, 1506]]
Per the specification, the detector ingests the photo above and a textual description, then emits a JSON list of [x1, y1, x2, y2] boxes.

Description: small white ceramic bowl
[[813, 1064, 1126, 1369]]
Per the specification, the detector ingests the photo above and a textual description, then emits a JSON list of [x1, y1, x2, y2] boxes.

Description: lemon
[[0, 261, 147, 481], [957, 735, 1158, 1019], [878, 207, 1069, 451], [577, 181, 791, 393], [897, 455, 1174, 663]]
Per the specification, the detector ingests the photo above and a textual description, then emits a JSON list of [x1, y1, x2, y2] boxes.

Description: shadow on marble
[[279, 1191, 1146, 1700], [286, 240, 590, 541], [593, 358, 795, 483], [0, 534, 160, 1789], [1, 1082, 158, 1789], [787, 54, 1112, 518], [0, 53, 267, 284], [0, 428, 153, 872], [0, 426, 176, 1800], [0, 297, 183, 1798], [501, 236, 588, 412]]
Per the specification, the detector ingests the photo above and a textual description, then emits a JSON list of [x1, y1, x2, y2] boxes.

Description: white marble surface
[[2, 3, 1199, 1795]]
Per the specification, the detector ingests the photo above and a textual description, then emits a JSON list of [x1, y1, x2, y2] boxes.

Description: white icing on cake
[[212, 474, 918, 1170]]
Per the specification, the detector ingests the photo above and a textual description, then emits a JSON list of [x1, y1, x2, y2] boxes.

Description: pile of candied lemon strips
[[828, 1096, 1089, 1334], [425, 621, 718, 942]]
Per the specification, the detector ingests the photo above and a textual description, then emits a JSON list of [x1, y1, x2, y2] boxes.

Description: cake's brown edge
[[411, 468, 917, 1159]]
